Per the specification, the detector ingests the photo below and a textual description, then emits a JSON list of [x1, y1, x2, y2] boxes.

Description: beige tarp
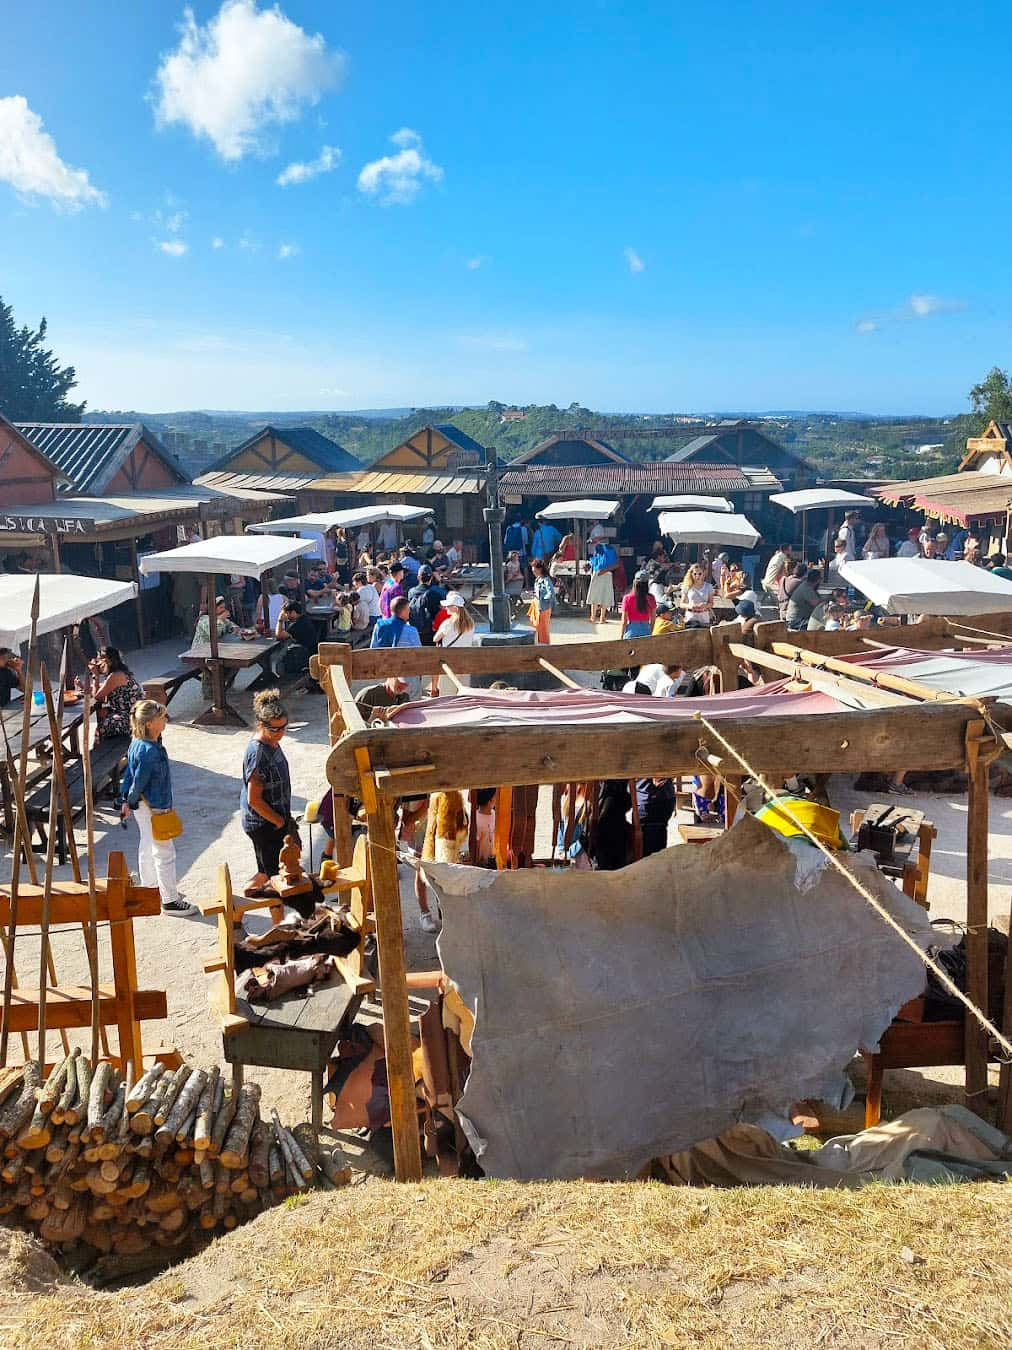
[[661, 1106, 1012, 1187], [426, 816, 942, 1181]]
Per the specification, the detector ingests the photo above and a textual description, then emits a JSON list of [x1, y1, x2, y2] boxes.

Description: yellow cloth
[[755, 796, 846, 851]]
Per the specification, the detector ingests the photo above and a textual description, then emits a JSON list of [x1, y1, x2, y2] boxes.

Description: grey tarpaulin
[[425, 815, 943, 1181]]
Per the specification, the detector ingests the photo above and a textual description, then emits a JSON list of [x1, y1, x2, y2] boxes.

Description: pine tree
[[0, 295, 85, 421]]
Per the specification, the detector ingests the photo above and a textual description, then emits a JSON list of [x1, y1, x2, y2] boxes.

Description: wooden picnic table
[[0, 704, 86, 837], [178, 638, 283, 724]]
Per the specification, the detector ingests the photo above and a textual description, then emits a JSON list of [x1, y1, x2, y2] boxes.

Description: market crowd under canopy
[[535, 499, 621, 522], [138, 533, 318, 581], [245, 504, 433, 536], [839, 557, 1012, 616], [648, 495, 735, 513], [657, 510, 760, 549], [0, 573, 138, 648], [770, 488, 878, 514]]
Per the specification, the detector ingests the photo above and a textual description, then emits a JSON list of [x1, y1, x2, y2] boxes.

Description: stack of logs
[[0, 1053, 350, 1258]]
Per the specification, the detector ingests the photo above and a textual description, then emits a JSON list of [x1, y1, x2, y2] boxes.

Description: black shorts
[[245, 820, 297, 876]]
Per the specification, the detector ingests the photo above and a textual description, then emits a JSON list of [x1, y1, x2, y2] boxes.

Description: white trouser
[[134, 801, 178, 908]]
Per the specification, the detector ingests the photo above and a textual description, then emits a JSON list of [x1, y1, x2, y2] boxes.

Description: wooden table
[[178, 638, 282, 723], [224, 973, 365, 1129], [0, 704, 85, 838]]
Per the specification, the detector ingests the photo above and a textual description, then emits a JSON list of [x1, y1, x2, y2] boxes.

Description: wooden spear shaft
[[50, 641, 82, 884], [80, 681, 101, 1065], [36, 661, 64, 1071], [0, 718, 44, 1062], [1, 576, 40, 1067]]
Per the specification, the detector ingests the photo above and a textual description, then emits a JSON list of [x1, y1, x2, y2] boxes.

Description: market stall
[[770, 487, 877, 557], [316, 628, 1011, 1180], [0, 573, 138, 650], [839, 557, 1012, 616], [535, 499, 621, 605], [139, 535, 316, 726]]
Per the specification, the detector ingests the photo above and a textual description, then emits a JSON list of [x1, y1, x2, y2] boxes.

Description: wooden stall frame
[[315, 626, 1010, 1178]]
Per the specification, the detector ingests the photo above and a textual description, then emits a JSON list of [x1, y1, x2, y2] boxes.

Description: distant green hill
[[89, 402, 969, 482]]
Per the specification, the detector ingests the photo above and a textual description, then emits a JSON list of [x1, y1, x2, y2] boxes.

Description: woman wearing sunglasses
[[240, 688, 298, 898]]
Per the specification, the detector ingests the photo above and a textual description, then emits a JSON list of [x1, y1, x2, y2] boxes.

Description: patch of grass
[[2, 1180, 1011, 1348]]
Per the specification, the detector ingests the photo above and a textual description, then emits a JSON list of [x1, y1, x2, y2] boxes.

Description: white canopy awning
[[0, 573, 138, 648], [536, 499, 620, 522], [770, 489, 877, 513], [838, 557, 1012, 615], [247, 504, 432, 535], [138, 534, 316, 581], [658, 511, 760, 548], [648, 495, 734, 513]]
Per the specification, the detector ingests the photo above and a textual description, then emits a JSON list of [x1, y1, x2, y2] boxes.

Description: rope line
[[692, 710, 1012, 1064]]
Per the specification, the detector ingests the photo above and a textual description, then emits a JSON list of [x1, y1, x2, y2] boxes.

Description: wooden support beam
[[363, 774, 422, 1182], [440, 663, 465, 694], [328, 701, 977, 796], [964, 723, 990, 1105], [769, 642, 959, 704], [537, 658, 580, 689], [316, 627, 715, 683], [726, 644, 911, 707], [1, 987, 167, 1034]]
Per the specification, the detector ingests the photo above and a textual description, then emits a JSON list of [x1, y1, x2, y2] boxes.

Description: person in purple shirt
[[379, 562, 407, 617]]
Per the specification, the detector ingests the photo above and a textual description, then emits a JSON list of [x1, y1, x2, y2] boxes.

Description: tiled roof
[[16, 421, 185, 494], [209, 425, 361, 474], [499, 462, 777, 497]]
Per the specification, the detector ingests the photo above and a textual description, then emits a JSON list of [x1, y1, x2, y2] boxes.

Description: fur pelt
[[422, 790, 469, 865]]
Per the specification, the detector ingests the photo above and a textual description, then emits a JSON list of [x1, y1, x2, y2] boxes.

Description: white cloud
[[907, 293, 965, 318], [278, 241, 299, 259], [391, 127, 421, 149], [211, 236, 224, 248], [357, 128, 443, 205], [465, 255, 486, 271], [276, 143, 340, 186], [0, 95, 107, 210], [153, 0, 344, 161], [158, 239, 188, 256], [624, 246, 645, 274], [854, 319, 877, 335], [238, 233, 259, 252]]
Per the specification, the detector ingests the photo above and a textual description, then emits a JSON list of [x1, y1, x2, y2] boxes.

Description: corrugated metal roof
[[1, 484, 284, 533], [499, 462, 771, 496], [16, 421, 185, 493], [312, 469, 481, 495], [196, 469, 320, 491]]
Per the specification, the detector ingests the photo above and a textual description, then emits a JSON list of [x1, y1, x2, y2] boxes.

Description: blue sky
[[1, 1, 1009, 414]]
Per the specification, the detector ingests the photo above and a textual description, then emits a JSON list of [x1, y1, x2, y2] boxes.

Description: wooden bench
[[25, 736, 128, 865], [143, 666, 202, 708]]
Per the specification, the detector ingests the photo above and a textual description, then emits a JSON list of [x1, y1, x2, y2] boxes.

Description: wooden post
[[964, 722, 990, 1105], [360, 763, 422, 1182], [105, 852, 143, 1077], [129, 537, 145, 648], [50, 533, 62, 573]]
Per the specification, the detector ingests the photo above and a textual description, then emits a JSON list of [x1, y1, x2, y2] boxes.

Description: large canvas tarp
[[426, 816, 940, 1181]]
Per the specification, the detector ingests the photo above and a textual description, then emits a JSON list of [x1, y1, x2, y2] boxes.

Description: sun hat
[[735, 599, 757, 619], [444, 591, 466, 608]]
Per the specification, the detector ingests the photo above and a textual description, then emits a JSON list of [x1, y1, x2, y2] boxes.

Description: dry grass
[[1, 1178, 1010, 1348]]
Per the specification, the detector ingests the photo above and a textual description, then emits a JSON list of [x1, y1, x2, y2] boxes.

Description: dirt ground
[[1, 1178, 1010, 1348], [1, 616, 1008, 1121]]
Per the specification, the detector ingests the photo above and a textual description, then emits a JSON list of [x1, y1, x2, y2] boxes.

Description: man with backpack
[[407, 565, 445, 645]]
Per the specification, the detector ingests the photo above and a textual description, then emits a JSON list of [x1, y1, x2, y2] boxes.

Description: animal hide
[[422, 791, 469, 865], [423, 815, 947, 1181]]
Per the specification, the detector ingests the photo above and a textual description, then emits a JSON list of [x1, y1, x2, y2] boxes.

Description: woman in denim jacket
[[119, 700, 195, 916]]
